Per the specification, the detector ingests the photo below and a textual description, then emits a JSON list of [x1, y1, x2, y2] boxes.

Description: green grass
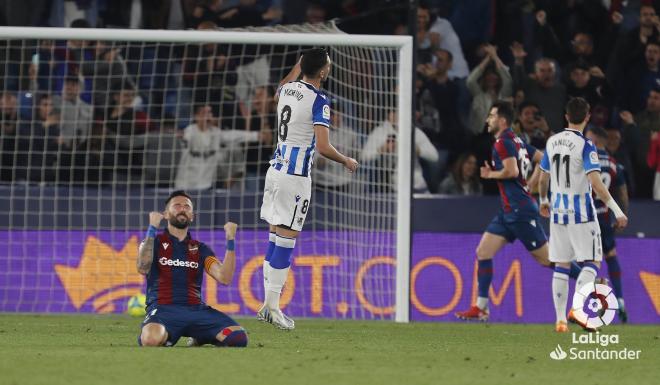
[[0, 314, 658, 385]]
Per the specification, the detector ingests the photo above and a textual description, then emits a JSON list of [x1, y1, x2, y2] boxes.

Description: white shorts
[[235, 56, 270, 103], [549, 221, 603, 263], [260, 167, 312, 231]]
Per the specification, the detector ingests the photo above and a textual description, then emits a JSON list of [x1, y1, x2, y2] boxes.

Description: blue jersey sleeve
[[582, 139, 601, 173], [540, 150, 550, 172], [312, 94, 330, 127], [199, 242, 215, 259]]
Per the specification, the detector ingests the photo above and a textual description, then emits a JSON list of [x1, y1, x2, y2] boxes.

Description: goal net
[[0, 24, 412, 321]]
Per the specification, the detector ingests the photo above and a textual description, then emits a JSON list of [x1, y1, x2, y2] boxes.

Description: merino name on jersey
[[283, 88, 304, 101], [270, 80, 331, 177]]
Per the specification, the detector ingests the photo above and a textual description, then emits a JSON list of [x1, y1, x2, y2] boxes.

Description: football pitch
[[0, 314, 658, 385]]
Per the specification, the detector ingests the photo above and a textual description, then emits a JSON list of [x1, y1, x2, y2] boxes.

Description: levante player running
[[455, 100, 580, 321], [585, 126, 629, 322]]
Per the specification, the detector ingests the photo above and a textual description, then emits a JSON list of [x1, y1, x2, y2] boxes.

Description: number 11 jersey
[[540, 128, 601, 224], [270, 80, 331, 178]]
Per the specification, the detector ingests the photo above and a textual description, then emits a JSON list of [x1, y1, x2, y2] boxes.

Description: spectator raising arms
[[466, 44, 512, 136], [361, 110, 439, 193], [175, 104, 267, 190], [512, 42, 567, 133]]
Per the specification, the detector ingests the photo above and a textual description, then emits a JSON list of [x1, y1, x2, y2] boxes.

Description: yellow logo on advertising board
[[54, 236, 144, 313]]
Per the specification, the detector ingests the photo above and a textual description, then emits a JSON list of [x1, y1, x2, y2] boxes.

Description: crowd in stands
[[0, 0, 658, 200], [410, 1, 660, 200]]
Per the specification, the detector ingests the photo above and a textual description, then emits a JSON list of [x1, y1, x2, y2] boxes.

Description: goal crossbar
[[0, 26, 413, 323]]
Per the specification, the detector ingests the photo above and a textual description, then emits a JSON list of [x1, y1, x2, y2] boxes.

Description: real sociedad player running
[[538, 98, 628, 333], [258, 48, 359, 330]]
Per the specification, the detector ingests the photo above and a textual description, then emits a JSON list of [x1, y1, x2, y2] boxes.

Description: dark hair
[[300, 48, 329, 77], [36, 92, 51, 105], [573, 31, 593, 41], [115, 78, 136, 93], [491, 100, 514, 125], [434, 48, 453, 62], [565, 97, 590, 124], [648, 39, 660, 49], [587, 126, 608, 141], [453, 152, 477, 181], [518, 100, 540, 114], [194, 104, 210, 114], [165, 190, 192, 207], [64, 75, 79, 84], [70, 18, 91, 28], [570, 58, 591, 72], [480, 65, 502, 91]]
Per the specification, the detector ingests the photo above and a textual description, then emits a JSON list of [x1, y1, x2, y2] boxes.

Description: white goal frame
[[0, 26, 413, 323]]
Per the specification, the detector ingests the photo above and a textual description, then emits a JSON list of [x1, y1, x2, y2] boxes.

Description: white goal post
[[0, 26, 413, 322]]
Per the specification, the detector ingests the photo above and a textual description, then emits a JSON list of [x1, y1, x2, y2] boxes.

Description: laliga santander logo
[[549, 345, 567, 360], [571, 282, 619, 329]]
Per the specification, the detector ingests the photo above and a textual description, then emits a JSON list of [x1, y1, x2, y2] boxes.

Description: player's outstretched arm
[[314, 124, 358, 172], [587, 172, 628, 228], [137, 212, 163, 275], [207, 222, 238, 285]]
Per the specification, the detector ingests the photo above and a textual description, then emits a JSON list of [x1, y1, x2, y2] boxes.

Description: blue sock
[[605, 256, 623, 298], [264, 232, 276, 262], [270, 235, 296, 269], [569, 262, 582, 280], [477, 259, 493, 298], [221, 330, 248, 347], [215, 328, 248, 348]]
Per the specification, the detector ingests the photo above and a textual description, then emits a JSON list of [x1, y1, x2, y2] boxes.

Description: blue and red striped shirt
[[593, 148, 626, 224], [491, 128, 539, 221], [145, 230, 215, 307]]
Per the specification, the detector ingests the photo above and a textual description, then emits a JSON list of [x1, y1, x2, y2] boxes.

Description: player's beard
[[486, 122, 497, 134], [169, 214, 190, 229]]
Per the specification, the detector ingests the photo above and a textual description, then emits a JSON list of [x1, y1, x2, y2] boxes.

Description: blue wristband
[[226, 239, 235, 251], [146, 225, 157, 238]]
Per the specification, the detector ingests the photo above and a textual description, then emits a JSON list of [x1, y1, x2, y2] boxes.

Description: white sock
[[262, 261, 271, 298], [552, 271, 569, 323], [576, 265, 598, 292], [476, 296, 488, 310], [265, 266, 289, 310], [262, 233, 277, 299]]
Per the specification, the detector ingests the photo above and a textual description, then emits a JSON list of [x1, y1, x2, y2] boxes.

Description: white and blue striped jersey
[[540, 128, 601, 225], [270, 80, 331, 178]]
